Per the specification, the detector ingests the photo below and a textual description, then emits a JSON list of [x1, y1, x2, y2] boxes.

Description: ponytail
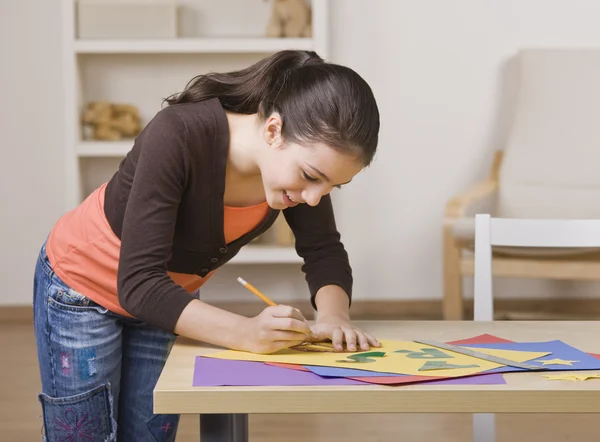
[[165, 50, 379, 166]]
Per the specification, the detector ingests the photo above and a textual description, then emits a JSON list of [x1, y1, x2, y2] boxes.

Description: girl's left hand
[[307, 315, 381, 352]]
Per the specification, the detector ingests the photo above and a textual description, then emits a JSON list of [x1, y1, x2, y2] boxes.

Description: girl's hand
[[240, 305, 311, 354], [308, 315, 381, 352]]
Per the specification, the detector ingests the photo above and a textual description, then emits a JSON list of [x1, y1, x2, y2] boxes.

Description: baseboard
[[3, 298, 600, 325], [0, 306, 33, 324]]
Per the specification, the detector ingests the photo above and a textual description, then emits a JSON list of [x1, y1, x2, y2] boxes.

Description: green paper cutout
[[418, 360, 480, 371], [394, 348, 453, 359], [336, 351, 387, 363]]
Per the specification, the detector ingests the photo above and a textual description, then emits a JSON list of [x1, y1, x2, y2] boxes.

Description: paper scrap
[[537, 358, 579, 366], [543, 372, 600, 381]]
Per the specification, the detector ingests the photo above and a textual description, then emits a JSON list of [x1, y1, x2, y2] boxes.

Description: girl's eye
[[302, 172, 318, 182]]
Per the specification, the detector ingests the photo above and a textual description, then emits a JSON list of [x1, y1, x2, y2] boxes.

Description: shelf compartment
[[77, 141, 133, 157], [228, 245, 302, 265]]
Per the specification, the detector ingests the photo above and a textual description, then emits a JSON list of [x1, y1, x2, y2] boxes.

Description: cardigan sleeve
[[116, 106, 197, 332], [282, 194, 353, 310]]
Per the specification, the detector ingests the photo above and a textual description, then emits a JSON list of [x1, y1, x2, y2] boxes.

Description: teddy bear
[[81, 101, 142, 141], [265, 0, 312, 38]]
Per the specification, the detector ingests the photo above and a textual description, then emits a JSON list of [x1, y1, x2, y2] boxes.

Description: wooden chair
[[471, 214, 600, 442], [443, 48, 600, 320]]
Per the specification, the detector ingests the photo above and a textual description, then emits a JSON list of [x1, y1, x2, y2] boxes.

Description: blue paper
[[303, 340, 600, 378], [462, 340, 600, 374]]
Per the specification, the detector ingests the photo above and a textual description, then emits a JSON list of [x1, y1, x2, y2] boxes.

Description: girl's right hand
[[240, 305, 311, 354]]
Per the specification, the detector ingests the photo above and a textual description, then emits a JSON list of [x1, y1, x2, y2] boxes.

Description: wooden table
[[154, 321, 600, 441]]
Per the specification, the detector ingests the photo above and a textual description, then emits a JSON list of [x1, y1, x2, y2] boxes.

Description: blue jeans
[[33, 243, 180, 441]]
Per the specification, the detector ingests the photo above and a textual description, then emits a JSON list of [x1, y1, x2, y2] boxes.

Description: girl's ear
[[263, 113, 283, 147]]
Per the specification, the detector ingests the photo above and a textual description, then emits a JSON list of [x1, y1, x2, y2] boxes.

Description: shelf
[[77, 141, 132, 157], [74, 38, 314, 54], [228, 245, 302, 264]]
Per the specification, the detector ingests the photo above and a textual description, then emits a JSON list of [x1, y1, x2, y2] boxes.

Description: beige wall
[[3, 0, 600, 306]]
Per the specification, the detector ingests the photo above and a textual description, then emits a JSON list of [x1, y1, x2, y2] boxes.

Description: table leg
[[473, 413, 495, 442], [200, 414, 249, 442]]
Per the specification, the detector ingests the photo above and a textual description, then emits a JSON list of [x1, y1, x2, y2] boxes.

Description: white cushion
[[497, 49, 600, 219]]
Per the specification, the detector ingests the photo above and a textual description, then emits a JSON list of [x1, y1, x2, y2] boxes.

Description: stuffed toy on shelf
[[265, 0, 312, 38], [81, 101, 142, 141]]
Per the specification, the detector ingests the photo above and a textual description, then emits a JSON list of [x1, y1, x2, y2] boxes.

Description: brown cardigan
[[103, 98, 353, 332]]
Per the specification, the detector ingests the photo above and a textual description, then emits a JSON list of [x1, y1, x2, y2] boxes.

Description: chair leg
[[443, 229, 464, 320]]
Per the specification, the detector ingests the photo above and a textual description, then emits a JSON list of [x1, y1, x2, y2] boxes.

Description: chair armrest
[[444, 179, 499, 221]]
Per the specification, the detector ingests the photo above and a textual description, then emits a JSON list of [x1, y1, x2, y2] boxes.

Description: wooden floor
[[3, 322, 599, 441]]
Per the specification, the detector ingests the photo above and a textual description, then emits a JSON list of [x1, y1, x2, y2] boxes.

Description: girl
[[33, 50, 381, 441]]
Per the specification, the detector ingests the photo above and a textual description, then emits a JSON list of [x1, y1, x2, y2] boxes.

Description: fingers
[[332, 327, 381, 352], [270, 305, 308, 323], [366, 333, 382, 348], [331, 328, 345, 351], [342, 327, 358, 352], [271, 330, 311, 342], [271, 316, 311, 336], [267, 305, 311, 335], [356, 332, 371, 351]]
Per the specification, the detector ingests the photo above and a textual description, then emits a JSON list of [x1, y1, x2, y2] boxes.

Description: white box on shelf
[[77, 0, 178, 39]]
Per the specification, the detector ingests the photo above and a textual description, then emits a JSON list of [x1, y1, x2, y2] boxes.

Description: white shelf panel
[[74, 38, 314, 54], [228, 245, 302, 264], [77, 141, 132, 157]]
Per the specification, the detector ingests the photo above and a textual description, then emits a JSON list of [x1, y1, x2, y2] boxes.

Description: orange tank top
[[46, 182, 269, 317]]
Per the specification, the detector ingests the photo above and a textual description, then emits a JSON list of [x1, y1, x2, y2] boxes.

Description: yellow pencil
[[237, 276, 327, 347], [236, 277, 277, 306]]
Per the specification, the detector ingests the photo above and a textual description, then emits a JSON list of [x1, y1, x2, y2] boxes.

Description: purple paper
[[193, 357, 364, 386], [193, 357, 506, 387]]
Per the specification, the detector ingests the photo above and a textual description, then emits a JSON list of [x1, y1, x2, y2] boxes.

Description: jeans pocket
[[38, 384, 116, 442], [147, 414, 179, 442], [48, 284, 108, 314]]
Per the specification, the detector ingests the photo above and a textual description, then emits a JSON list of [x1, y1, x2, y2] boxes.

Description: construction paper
[[462, 340, 600, 373], [345, 337, 600, 386], [248, 335, 511, 386], [450, 334, 515, 345], [286, 334, 513, 385], [192, 357, 365, 386], [349, 372, 506, 385], [205, 340, 550, 377], [267, 361, 506, 385], [542, 372, 600, 381], [302, 339, 598, 378], [299, 334, 518, 379]]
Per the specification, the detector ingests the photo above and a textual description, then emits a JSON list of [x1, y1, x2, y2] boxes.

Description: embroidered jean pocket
[[39, 384, 116, 442], [147, 413, 179, 442]]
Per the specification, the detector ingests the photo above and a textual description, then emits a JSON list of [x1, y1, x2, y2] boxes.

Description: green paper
[[395, 348, 453, 359], [336, 351, 387, 363], [418, 360, 480, 371]]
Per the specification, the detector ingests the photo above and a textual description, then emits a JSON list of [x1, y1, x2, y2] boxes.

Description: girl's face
[[259, 117, 363, 210]]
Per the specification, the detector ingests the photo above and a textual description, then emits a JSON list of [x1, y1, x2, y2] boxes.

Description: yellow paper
[[543, 372, 600, 381], [205, 340, 550, 377], [537, 358, 578, 366]]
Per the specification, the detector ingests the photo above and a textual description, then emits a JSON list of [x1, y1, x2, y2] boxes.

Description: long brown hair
[[165, 50, 379, 166]]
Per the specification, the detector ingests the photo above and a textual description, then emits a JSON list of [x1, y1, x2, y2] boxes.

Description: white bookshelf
[[62, 0, 328, 265], [229, 245, 303, 264], [74, 38, 315, 54], [77, 140, 133, 157]]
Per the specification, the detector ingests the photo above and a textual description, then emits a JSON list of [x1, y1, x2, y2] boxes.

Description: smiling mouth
[[286, 192, 297, 203], [284, 191, 300, 206]]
